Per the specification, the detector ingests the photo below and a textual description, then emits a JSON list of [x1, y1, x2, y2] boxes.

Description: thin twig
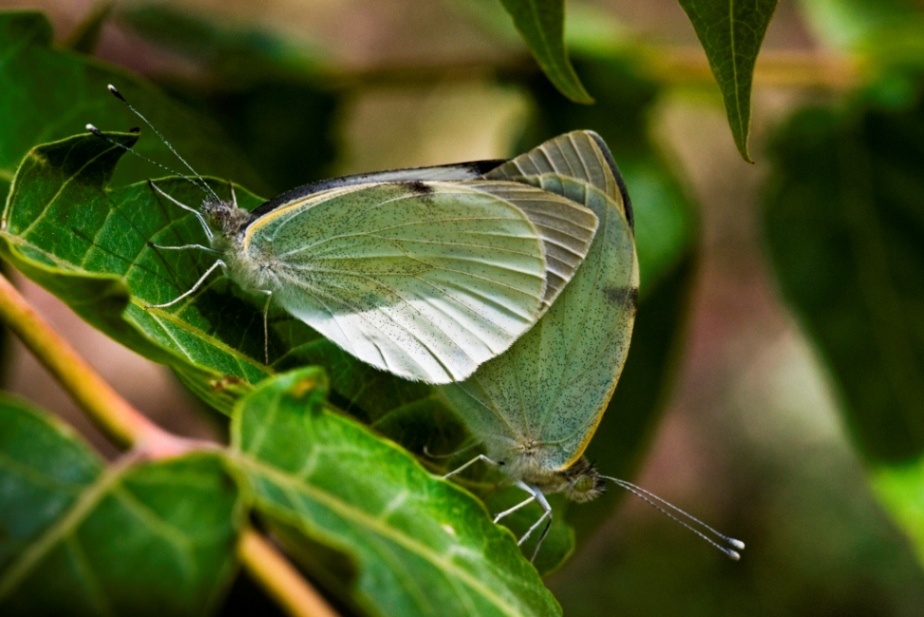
[[0, 273, 180, 453], [238, 529, 340, 617], [323, 48, 861, 91]]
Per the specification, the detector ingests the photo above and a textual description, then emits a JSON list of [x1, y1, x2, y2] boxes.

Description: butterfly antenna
[[600, 475, 745, 561], [104, 84, 222, 204], [85, 124, 199, 190]]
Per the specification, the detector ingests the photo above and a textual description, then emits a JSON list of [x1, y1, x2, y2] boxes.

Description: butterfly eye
[[566, 473, 604, 503]]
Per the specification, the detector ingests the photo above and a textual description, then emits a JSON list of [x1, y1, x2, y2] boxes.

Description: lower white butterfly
[[89, 86, 602, 384], [439, 132, 745, 560]]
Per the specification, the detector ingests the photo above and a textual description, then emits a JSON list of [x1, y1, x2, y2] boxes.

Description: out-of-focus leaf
[[763, 94, 924, 562], [227, 367, 562, 617], [796, 0, 924, 103], [0, 395, 242, 615], [496, 0, 593, 103], [520, 54, 698, 542], [873, 460, 924, 566], [796, 0, 922, 52], [62, 2, 114, 54], [0, 11, 264, 206], [121, 4, 340, 194], [677, 0, 779, 161]]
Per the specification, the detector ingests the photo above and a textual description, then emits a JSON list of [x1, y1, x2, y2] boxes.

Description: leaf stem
[[0, 272, 340, 617], [238, 528, 340, 617], [0, 272, 180, 453]]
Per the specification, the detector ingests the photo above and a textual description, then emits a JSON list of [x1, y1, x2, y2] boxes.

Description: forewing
[[244, 182, 549, 384], [439, 176, 638, 470]]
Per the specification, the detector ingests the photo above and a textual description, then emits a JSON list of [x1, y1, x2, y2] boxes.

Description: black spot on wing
[[402, 180, 435, 195], [603, 285, 638, 310], [247, 159, 507, 222]]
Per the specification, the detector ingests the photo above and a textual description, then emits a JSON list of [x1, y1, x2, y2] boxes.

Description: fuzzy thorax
[[202, 198, 252, 238], [203, 198, 279, 295]]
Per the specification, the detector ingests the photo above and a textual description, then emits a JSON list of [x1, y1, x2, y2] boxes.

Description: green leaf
[[0, 11, 264, 207], [763, 95, 924, 562], [677, 0, 779, 161], [0, 132, 269, 412], [796, 0, 922, 52], [873, 460, 924, 566], [0, 395, 242, 616], [0, 395, 104, 573], [497, 0, 593, 103], [227, 367, 561, 617]]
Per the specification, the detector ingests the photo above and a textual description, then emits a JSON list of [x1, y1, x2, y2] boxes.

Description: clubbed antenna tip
[[107, 84, 126, 102]]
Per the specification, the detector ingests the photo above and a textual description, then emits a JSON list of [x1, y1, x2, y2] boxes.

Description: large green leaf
[[677, 0, 779, 161], [0, 132, 270, 411], [496, 0, 593, 104], [0, 395, 242, 616], [227, 367, 561, 617], [763, 95, 924, 562], [0, 11, 263, 207]]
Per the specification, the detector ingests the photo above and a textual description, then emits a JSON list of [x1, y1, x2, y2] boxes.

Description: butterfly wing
[[482, 130, 631, 314], [462, 179, 598, 313], [238, 181, 563, 384], [439, 172, 639, 471]]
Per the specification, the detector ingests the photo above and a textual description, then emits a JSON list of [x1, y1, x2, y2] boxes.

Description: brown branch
[[238, 529, 340, 617]]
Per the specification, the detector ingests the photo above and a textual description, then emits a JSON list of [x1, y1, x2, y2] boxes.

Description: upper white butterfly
[[91, 88, 603, 383]]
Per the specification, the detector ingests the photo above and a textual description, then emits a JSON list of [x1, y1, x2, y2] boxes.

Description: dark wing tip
[[587, 131, 634, 231]]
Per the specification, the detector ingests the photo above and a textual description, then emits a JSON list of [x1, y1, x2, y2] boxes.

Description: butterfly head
[[202, 197, 251, 238], [558, 457, 606, 503]]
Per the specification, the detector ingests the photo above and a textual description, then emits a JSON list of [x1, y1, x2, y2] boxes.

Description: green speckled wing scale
[[241, 180, 590, 384], [441, 165, 639, 470]]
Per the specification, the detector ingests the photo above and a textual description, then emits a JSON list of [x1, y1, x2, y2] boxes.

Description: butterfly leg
[[150, 243, 218, 253], [514, 483, 552, 550], [148, 179, 213, 240], [146, 259, 225, 309], [259, 289, 273, 365], [494, 480, 551, 534], [530, 517, 553, 563], [442, 454, 500, 480]]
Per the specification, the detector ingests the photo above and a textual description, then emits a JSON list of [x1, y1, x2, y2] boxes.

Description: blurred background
[[2, 0, 923, 615]]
